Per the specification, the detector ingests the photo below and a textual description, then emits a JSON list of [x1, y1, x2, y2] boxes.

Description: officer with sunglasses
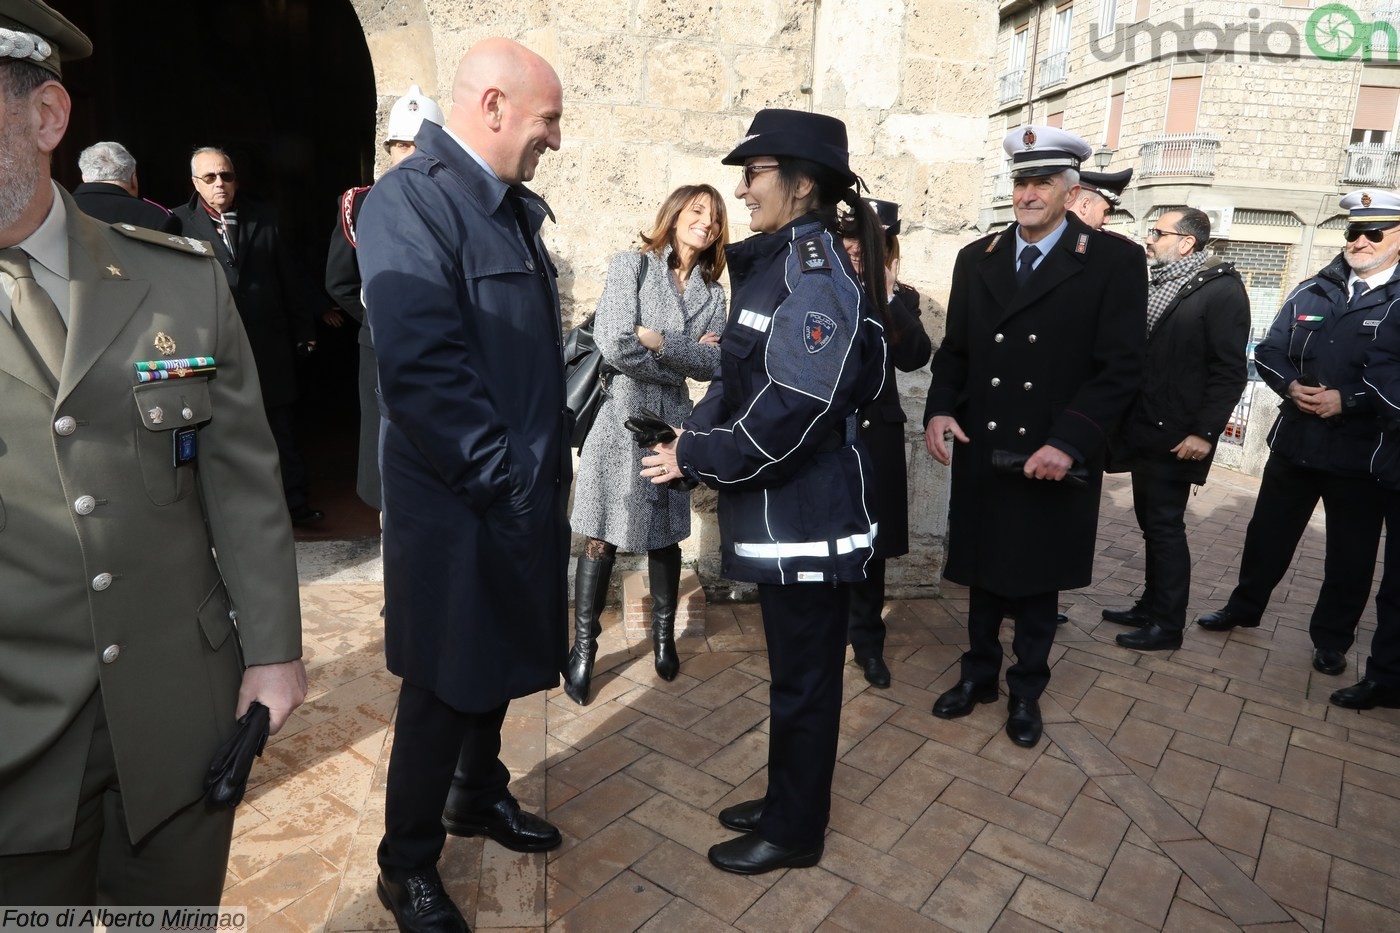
[[1195, 190, 1394, 681]]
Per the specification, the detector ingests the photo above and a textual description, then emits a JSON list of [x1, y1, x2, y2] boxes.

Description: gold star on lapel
[[106, 264, 123, 277]]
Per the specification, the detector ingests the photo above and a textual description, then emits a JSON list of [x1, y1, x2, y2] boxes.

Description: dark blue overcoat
[[356, 122, 570, 713]]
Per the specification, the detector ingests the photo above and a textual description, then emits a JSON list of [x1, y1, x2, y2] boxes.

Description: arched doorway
[[59, 0, 381, 539]]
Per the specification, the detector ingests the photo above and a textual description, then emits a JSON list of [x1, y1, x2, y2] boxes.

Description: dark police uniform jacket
[[676, 216, 886, 585], [71, 182, 179, 233], [1255, 253, 1391, 477], [0, 191, 301, 855], [355, 121, 570, 713], [925, 212, 1146, 597]]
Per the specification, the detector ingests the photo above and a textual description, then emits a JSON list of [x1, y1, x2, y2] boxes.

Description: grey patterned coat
[[571, 248, 727, 551]]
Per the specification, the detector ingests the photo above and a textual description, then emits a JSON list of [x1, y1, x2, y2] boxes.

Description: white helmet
[[385, 85, 444, 145]]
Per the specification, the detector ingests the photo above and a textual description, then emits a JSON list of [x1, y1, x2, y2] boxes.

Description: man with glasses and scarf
[[1101, 208, 1249, 651], [1194, 191, 1394, 678]]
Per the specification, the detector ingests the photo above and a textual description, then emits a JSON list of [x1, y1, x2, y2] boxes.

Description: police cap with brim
[[0, 0, 91, 78], [723, 109, 856, 187], [1076, 168, 1133, 207], [865, 198, 901, 236], [1003, 125, 1092, 179], [1341, 189, 1400, 235]]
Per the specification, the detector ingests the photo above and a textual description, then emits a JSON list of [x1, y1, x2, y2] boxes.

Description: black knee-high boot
[[565, 554, 614, 704], [650, 545, 682, 681]]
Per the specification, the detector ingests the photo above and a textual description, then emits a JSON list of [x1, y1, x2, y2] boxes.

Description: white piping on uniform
[[733, 524, 879, 559]]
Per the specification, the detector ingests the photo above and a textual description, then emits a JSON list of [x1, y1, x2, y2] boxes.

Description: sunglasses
[[1344, 226, 1396, 243], [194, 172, 236, 184], [741, 163, 781, 187]]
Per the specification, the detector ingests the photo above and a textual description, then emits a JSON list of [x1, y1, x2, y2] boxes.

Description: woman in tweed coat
[[565, 185, 729, 703]]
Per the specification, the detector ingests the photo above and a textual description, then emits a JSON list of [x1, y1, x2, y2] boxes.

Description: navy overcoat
[[356, 122, 571, 713]]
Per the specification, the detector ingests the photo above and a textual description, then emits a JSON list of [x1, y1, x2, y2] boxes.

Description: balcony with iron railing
[[992, 171, 1013, 202], [1038, 50, 1068, 88], [1138, 134, 1220, 178], [1342, 142, 1400, 186], [998, 68, 1025, 104]]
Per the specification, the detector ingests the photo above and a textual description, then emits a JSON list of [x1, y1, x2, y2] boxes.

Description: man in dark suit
[[355, 38, 567, 932], [173, 148, 323, 525], [0, 0, 304, 904], [71, 141, 178, 232], [924, 126, 1146, 747]]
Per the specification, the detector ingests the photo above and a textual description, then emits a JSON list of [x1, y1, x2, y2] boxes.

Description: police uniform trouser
[[1131, 469, 1193, 632], [755, 582, 850, 851], [0, 692, 235, 906], [963, 587, 1059, 699], [378, 680, 511, 875], [1226, 456, 1382, 649], [847, 558, 887, 662], [1365, 489, 1400, 686]]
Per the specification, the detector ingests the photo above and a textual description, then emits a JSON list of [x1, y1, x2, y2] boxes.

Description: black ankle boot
[[565, 553, 613, 704], [649, 545, 682, 681]]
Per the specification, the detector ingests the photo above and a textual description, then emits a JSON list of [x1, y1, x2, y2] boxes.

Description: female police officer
[[641, 109, 887, 874]]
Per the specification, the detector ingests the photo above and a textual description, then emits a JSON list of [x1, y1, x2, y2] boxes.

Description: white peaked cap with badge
[[1003, 125, 1093, 178], [385, 85, 445, 145], [1340, 189, 1400, 231]]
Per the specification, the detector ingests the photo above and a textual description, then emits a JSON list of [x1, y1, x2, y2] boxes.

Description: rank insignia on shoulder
[[804, 311, 837, 353], [110, 223, 213, 256], [1076, 233, 1089, 254], [798, 235, 830, 271]]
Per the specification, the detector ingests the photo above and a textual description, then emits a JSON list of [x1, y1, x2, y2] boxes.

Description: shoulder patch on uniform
[[110, 224, 215, 257], [985, 231, 1005, 253], [340, 185, 370, 247], [804, 311, 837, 353], [797, 234, 830, 271], [1075, 233, 1089, 254]]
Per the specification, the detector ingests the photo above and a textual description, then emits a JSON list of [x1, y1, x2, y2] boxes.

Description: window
[[1009, 23, 1029, 68], [1105, 91, 1125, 148], [1135, 0, 1150, 21], [1047, 110, 1065, 128], [1099, 0, 1117, 36], [1165, 75, 1202, 134], [1352, 85, 1399, 145], [1050, 2, 1075, 55]]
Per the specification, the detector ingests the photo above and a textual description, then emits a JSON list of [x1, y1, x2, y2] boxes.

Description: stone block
[[717, 0, 811, 48], [726, 49, 809, 111], [637, 0, 719, 40], [560, 31, 645, 103], [644, 42, 726, 111], [621, 569, 707, 639]]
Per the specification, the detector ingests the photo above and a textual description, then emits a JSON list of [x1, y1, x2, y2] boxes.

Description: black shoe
[[718, 798, 763, 833], [1115, 623, 1183, 651], [932, 680, 998, 719], [441, 797, 561, 853], [1330, 679, 1400, 710], [1102, 606, 1150, 627], [650, 546, 682, 681], [858, 655, 891, 688], [290, 507, 325, 527], [1196, 606, 1260, 631], [707, 833, 822, 874], [1005, 695, 1043, 748], [377, 871, 470, 933], [564, 554, 614, 705], [1312, 648, 1347, 676], [1055, 612, 1069, 625]]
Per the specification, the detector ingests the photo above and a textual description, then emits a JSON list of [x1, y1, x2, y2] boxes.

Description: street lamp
[[1094, 146, 1116, 171]]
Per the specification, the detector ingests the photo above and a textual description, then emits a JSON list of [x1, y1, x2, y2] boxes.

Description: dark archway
[[59, 0, 381, 538]]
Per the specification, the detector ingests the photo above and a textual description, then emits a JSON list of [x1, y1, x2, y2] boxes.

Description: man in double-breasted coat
[[355, 38, 569, 931], [0, 0, 304, 905], [924, 126, 1146, 747]]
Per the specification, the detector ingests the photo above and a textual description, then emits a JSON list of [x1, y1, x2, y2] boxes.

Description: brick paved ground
[[228, 468, 1400, 932]]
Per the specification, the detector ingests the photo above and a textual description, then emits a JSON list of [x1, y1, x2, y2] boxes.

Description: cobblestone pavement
[[228, 469, 1400, 932]]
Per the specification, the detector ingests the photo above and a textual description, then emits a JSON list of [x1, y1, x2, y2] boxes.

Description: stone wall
[[348, 0, 994, 597]]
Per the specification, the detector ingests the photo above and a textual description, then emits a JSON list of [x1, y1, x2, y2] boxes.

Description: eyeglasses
[[193, 172, 236, 185], [1145, 228, 1187, 242], [1345, 226, 1396, 243], [741, 163, 780, 187]]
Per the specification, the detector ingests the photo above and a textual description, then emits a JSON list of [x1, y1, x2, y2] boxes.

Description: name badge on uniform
[[173, 426, 198, 466]]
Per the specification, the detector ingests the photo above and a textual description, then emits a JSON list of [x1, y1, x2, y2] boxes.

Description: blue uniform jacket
[[1255, 253, 1391, 477], [676, 216, 886, 585]]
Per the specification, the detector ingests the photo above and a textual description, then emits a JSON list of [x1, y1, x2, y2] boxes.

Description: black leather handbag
[[564, 254, 648, 449], [205, 701, 270, 809]]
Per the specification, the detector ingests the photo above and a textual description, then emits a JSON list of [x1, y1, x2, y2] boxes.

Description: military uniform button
[[1018, 428, 1027, 435], [1028, 334, 1038, 343], [228, 609, 238, 621], [1024, 382, 1033, 390], [991, 377, 1001, 386], [994, 333, 1004, 343], [73, 495, 96, 516], [54, 415, 76, 436], [181, 407, 194, 420], [988, 421, 997, 430], [525, 259, 536, 271], [91, 572, 112, 591], [101, 644, 120, 664], [860, 419, 871, 429]]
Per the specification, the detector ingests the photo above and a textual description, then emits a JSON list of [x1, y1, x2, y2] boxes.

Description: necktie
[[1351, 280, 1369, 305], [1017, 244, 1041, 287], [0, 248, 65, 386]]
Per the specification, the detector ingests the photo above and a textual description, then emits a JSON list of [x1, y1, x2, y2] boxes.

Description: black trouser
[[265, 403, 311, 512], [962, 586, 1058, 699], [847, 558, 887, 661], [1226, 456, 1382, 650], [378, 681, 511, 876], [1367, 489, 1400, 685], [1131, 470, 1193, 632], [754, 582, 849, 851]]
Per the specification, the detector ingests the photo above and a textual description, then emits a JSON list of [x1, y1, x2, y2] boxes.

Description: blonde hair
[[639, 184, 728, 284]]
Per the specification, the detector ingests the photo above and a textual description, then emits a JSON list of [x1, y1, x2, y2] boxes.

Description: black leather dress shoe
[[290, 507, 325, 527], [1102, 606, 1150, 627], [441, 797, 561, 852], [1055, 612, 1069, 625], [1312, 648, 1347, 676], [1330, 679, 1400, 710], [858, 655, 891, 688], [1196, 606, 1260, 631], [932, 680, 998, 719], [1116, 623, 1183, 651], [1005, 696, 1043, 748], [377, 871, 470, 933], [718, 798, 763, 833], [708, 833, 822, 874]]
